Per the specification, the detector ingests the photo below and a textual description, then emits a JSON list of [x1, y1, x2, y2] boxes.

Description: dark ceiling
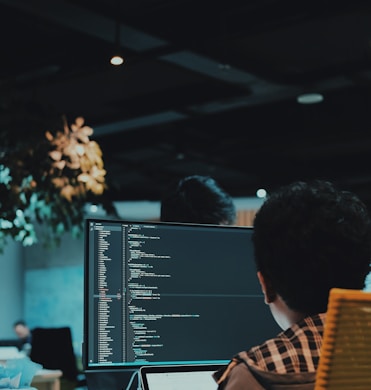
[[2, 0, 371, 209]]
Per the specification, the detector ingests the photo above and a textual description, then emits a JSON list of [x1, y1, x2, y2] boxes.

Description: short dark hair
[[160, 175, 236, 225], [253, 180, 371, 314], [13, 320, 27, 328]]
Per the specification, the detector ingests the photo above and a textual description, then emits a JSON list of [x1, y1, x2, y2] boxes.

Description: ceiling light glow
[[297, 93, 324, 104], [256, 188, 267, 198], [110, 55, 124, 66]]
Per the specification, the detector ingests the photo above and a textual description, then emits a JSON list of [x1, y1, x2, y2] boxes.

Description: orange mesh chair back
[[314, 288, 371, 390]]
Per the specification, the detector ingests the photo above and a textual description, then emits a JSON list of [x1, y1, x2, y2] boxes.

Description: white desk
[[31, 369, 62, 390]]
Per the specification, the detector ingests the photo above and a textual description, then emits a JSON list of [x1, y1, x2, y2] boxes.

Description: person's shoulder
[[215, 353, 316, 390], [246, 331, 287, 364], [240, 314, 324, 380], [287, 313, 326, 341]]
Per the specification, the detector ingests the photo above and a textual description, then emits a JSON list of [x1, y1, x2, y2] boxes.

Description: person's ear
[[257, 271, 276, 304]]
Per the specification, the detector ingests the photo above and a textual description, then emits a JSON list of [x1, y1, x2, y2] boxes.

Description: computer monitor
[[83, 218, 280, 372], [0, 339, 23, 350]]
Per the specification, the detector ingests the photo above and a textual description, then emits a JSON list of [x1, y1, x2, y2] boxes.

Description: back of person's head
[[253, 180, 371, 315], [160, 175, 236, 225]]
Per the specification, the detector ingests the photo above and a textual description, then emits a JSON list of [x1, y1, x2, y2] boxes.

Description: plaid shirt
[[245, 313, 326, 374]]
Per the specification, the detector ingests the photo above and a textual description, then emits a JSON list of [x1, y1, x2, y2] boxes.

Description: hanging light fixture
[[110, 53, 124, 66], [297, 92, 324, 104], [110, 0, 124, 66]]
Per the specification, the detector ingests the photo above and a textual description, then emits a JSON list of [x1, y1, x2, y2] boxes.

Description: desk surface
[[34, 369, 63, 380], [32, 369, 62, 390]]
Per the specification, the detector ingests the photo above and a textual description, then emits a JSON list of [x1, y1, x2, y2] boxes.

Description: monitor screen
[[83, 219, 280, 371]]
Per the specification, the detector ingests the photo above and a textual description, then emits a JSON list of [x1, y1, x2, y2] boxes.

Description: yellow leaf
[[49, 150, 62, 161], [92, 183, 105, 195], [78, 173, 90, 183], [52, 177, 67, 188], [52, 160, 66, 170], [60, 185, 74, 201], [76, 133, 90, 144], [45, 131, 54, 141], [81, 125, 93, 136], [66, 161, 80, 170], [75, 117, 85, 128]]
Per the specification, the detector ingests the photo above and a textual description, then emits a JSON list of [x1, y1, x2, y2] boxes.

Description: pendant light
[[110, 0, 124, 66]]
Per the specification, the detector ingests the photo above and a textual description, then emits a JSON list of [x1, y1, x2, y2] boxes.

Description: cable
[[137, 369, 142, 390], [124, 370, 141, 390]]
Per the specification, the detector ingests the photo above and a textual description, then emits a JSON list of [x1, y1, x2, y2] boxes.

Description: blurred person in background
[[160, 175, 236, 225], [13, 320, 32, 355]]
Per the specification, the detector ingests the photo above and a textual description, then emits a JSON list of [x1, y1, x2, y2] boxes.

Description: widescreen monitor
[[83, 219, 280, 372]]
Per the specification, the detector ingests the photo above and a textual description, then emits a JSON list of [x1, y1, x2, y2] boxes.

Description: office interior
[[2, 1, 371, 389]]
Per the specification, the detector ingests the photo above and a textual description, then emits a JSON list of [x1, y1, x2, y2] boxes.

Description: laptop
[[0, 346, 23, 360], [139, 363, 225, 390]]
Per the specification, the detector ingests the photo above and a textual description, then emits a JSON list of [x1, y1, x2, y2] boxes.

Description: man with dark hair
[[13, 320, 32, 355], [215, 180, 371, 389], [160, 175, 236, 225], [13, 320, 32, 342]]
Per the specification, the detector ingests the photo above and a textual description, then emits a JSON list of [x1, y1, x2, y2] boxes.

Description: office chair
[[314, 288, 371, 390], [30, 326, 85, 389]]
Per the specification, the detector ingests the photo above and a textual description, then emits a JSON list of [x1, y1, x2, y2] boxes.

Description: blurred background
[[1, 1, 371, 205]]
